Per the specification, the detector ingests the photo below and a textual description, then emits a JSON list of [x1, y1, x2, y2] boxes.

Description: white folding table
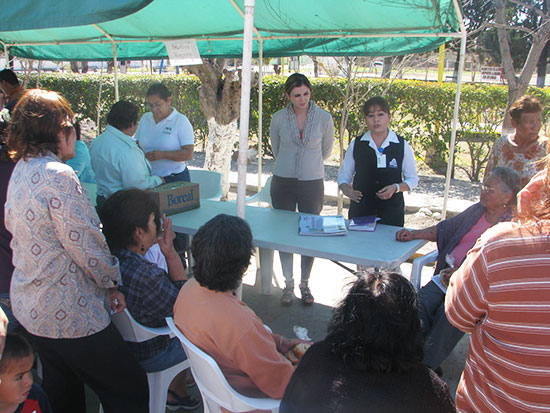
[[171, 199, 426, 273]]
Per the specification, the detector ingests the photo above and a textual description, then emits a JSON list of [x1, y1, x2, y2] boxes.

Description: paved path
[[184, 154, 472, 410], [189, 152, 480, 215]]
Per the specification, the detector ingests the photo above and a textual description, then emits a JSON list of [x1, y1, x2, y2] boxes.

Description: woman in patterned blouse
[[485, 95, 548, 188], [4, 89, 148, 413]]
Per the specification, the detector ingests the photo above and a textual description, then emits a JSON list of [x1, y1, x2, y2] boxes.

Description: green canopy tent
[[2, 0, 461, 60], [0, 0, 466, 217]]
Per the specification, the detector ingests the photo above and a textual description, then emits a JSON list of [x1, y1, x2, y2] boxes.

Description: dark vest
[[349, 134, 405, 226]]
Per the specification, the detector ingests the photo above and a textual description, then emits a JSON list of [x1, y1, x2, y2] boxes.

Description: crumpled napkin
[[293, 325, 311, 341]]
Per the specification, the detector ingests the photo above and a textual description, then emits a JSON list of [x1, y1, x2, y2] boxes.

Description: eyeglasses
[[145, 100, 165, 110], [481, 184, 496, 194]]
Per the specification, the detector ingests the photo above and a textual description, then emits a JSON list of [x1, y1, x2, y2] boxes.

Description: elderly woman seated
[[280, 271, 455, 412], [174, 214, 305, 400], [396, 166, 521, 371], [100, 189, 200, 411]]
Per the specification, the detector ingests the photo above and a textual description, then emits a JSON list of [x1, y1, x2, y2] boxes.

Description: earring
[[140, 244, 145, 252], [502, 203, 507, 209]]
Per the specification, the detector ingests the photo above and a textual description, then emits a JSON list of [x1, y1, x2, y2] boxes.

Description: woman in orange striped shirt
[[446, 156, 550, 412]]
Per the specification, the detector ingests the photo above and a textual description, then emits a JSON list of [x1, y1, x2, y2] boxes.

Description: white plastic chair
[[245, 175, 272, 207], [410, 250, 438, 290], [166, 317, 280, 413], [189, 169, 223, 200], [110, 309, 190, 413]]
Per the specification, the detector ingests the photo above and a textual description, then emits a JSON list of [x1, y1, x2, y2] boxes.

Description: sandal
[[167, 389, 202, 411], [300, 283, 314, 306], [280, 287, 294, 306]]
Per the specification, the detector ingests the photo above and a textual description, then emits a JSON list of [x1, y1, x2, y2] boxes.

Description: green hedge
[[28, 73, 550, 181]]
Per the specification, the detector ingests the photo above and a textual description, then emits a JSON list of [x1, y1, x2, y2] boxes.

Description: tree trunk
[[311, 56, 319, 77], [204, 119, 238, 197], [188, 59, 243, 200], [536, 41, 550, 87], [493, 0, 550, 133], [452, 47, 460, 82], [382, 56, 392, 78], [395, 56, 404, 79], [70, 61, 79, 73]]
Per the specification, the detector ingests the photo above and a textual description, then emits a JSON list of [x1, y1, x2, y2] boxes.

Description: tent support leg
[[442, 0, 467, 219], [258, 38, 263, 192], [236, 0, 256, 220], [112, 43, 119, 101]]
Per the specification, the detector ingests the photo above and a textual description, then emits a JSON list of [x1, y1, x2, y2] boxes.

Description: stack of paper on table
[[349, 215, 379, 232], [299, 215, 347, 236]]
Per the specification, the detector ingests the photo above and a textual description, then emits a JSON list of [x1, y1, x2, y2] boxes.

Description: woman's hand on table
[[395, 228, 415, 242], [108, 289, 126, 314]]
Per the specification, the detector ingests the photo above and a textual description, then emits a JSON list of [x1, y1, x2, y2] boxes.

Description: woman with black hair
[[174, 214, 306, 400], [280, 271, 455, 413], [135, 83, 195, 183], [100, 189, 200, 411]]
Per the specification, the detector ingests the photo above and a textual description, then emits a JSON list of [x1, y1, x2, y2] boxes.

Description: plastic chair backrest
[[110, 311, 187, 413], [166, 317, 280, 412], [245, 175, 272, 207], [111, 309, 173, 343], [189, 169, 223, 200]]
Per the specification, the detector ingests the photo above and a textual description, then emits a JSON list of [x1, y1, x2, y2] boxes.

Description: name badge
[[377, 154, 386, 168]]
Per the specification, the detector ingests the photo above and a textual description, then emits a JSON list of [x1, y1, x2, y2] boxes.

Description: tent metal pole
[[92, 24, 119, 101], [258, 38, 263, 192], [442, 0, 467, 219], [3, 43, 7, 67], [4, 31, 465, 49], [112, 43, 119, 101], [236, 0, 255, 219]]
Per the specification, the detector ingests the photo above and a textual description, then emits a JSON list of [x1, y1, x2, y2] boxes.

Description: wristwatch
[[394, 183, 400, 194]]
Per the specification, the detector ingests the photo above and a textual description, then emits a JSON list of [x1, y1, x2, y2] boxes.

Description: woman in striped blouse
[[445, 156, 550, 412]]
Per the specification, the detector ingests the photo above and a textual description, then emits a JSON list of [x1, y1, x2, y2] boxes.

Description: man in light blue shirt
[[90, 101, 163, 208]]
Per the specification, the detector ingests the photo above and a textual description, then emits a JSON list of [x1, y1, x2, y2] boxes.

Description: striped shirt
[[445, 220, 550, 412]]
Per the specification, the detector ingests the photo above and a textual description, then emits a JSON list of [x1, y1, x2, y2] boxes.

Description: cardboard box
[[146, 181, 200, 216]]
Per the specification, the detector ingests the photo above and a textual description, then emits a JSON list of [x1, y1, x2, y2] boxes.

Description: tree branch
[[493, 0, 519, 87], [490, 22, 537, 36], [507, 0, 545, 18]]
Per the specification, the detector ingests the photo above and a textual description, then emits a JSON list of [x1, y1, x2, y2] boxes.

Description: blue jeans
[[418, 280, 465, 369], [139, 337, 188, 373], [164, 168, 190, 183]]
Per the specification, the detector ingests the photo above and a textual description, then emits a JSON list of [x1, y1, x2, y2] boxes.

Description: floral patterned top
[[5, 152, 120, 339], [485, 135, 548, 188]]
